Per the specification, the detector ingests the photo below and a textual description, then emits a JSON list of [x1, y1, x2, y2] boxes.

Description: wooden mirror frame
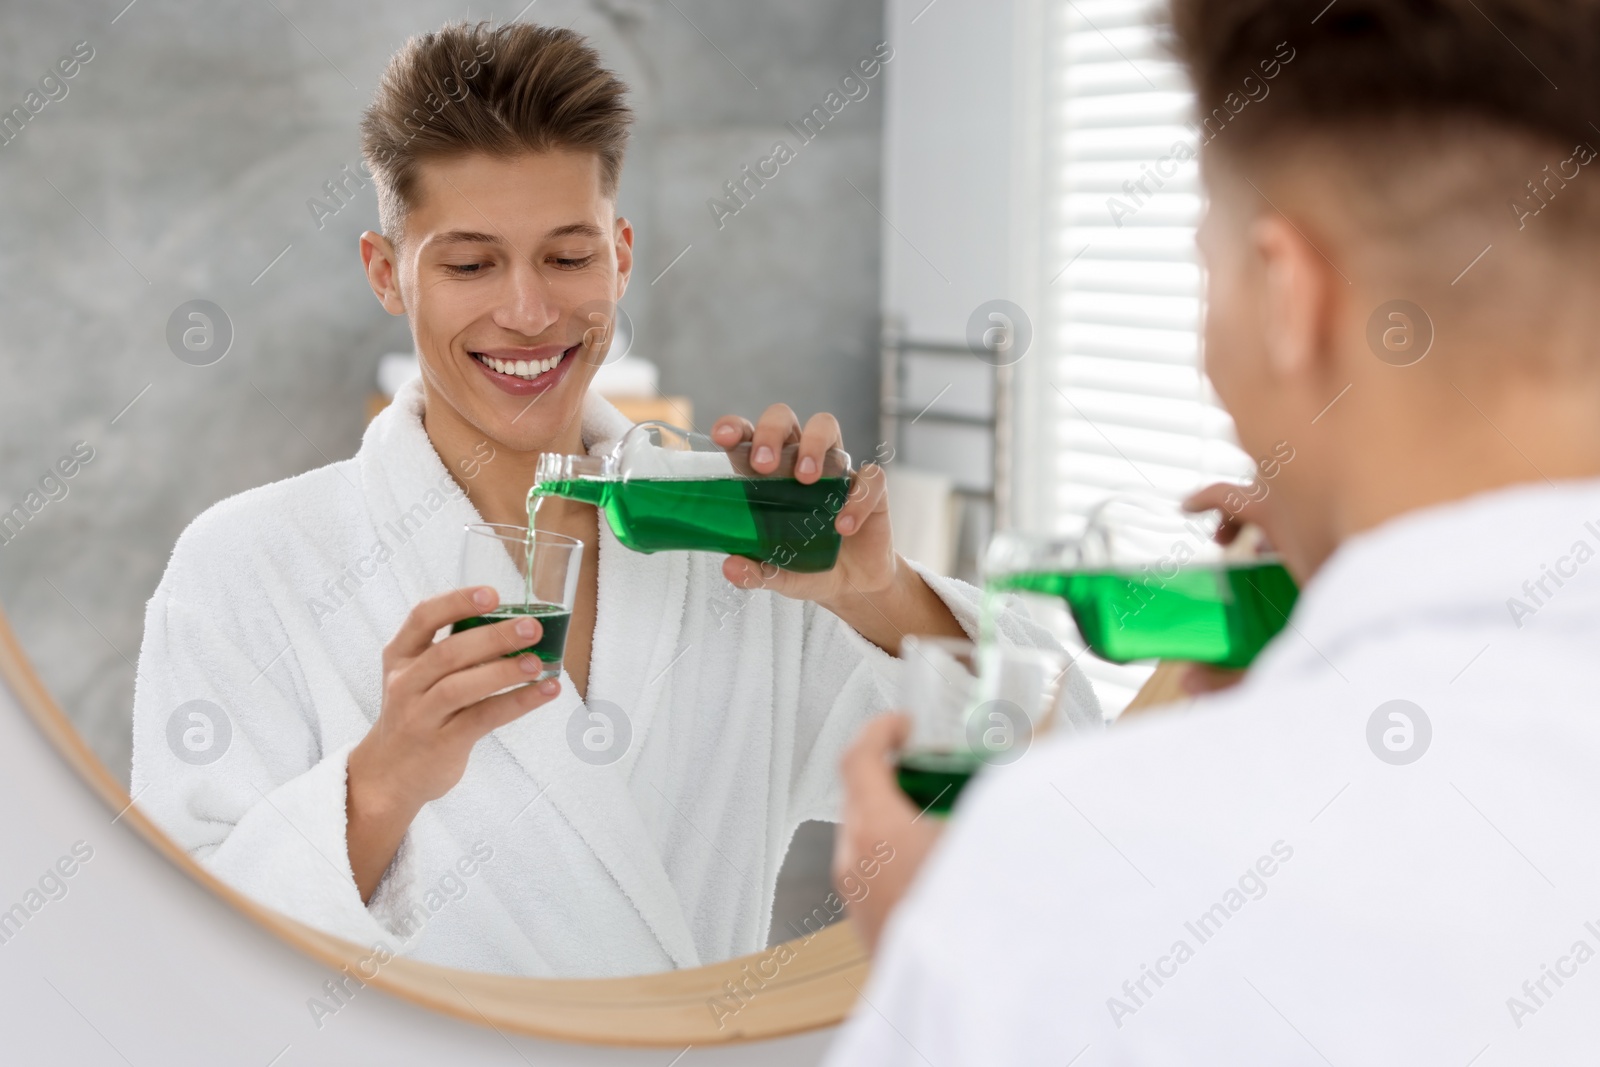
[[0, 608, 871, 1047], [1, 585, 1184, 1046]]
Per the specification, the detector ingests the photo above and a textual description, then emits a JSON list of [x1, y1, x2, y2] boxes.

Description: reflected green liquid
[[895, 750, 982, 817], [988, 561, 1298, 669], [532, 476, 849, 572]]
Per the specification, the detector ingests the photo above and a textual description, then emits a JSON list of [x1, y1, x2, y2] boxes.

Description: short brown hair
[[1166, 0, 1600, 157], [361, 21, 633, 242]]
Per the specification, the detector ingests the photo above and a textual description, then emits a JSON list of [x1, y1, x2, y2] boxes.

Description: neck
[[1295, 372, 1600, 577], [418, 385, 589, 529]]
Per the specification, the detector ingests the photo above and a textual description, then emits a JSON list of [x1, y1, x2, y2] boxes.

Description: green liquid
[[989, 561, 1298, 669], [896, 750, 982, 817], [449, 603, 572, 665], [532, 476, 849, 573]]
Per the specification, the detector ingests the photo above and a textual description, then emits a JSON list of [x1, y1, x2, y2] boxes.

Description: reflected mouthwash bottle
[[528, 421, 853, 573], [987, 561, 1298, 669], [983, 497, 1300, 670]]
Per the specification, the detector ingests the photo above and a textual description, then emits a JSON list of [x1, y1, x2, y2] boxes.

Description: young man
[[828, 0, 1600, 1060], [130, 22, 1098, 977]]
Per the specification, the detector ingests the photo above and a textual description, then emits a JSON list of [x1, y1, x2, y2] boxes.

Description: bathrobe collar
[[1250, 476, 1600, 686], [357, 377, 702, 969]]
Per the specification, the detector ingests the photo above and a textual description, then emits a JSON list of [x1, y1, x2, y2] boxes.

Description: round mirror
[[0, 0, 913, 1044]]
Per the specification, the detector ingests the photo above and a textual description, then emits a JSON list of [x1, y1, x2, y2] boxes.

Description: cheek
[[417, 282, 491, 352]]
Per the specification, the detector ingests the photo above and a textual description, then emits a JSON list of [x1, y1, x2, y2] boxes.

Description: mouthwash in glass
[[989, 559, 1297, 669], [529, 421, 852, 573], [895, 749, 982, 817], [450, 602, 572, 678]]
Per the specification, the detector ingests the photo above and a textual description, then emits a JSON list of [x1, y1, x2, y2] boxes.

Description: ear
[[612, 216, 634, 300], [1251, 212, 1337, 384], [360, 230, 407, 315]]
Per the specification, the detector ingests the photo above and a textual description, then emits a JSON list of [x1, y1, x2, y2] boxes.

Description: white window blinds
[[1040, 0, 1253, 713]]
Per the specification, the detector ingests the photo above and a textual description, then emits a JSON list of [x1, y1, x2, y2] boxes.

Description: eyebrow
[[431, 222, 605, 247]]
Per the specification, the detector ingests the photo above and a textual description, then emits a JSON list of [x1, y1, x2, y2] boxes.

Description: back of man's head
[[1172, 0, 1599, 156], [1165, 0, 1600, 575]]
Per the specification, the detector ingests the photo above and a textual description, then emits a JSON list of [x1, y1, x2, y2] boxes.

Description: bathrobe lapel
[[357, 380, 701, 970], [475, 514, 700, 970]]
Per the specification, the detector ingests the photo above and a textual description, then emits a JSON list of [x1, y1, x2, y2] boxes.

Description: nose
[[492, 258, 560, 339]]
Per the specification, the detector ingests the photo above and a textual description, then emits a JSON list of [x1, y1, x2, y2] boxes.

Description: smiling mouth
[[470, 346, 577, 380]]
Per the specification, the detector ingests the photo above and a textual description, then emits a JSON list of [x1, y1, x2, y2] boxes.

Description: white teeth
[[477, 352, 563, 380]]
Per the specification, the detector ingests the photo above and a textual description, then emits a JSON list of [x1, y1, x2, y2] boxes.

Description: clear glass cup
[[984, 492, 1297, 670], [451, 523, 583, 681], [895, 635, 1066, 818]]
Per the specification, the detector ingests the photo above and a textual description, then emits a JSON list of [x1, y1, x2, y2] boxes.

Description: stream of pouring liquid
[[524, 491, 544, 607]]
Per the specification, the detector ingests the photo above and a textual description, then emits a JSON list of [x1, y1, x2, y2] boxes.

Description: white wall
[[880, 0, 1050, 532], [881, 0, 1040, 339]]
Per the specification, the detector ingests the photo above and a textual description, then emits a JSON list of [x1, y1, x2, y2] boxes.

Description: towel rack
[[877, 316, 1014, 582]]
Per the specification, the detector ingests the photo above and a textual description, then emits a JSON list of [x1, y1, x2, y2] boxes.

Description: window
[[1037, 0, 1252, 713]]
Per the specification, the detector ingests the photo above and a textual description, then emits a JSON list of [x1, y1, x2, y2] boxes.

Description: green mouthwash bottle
[[528, 421, 853, 573]]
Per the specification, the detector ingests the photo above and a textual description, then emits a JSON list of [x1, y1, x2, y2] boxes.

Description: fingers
[[711, 407, 847, 480], [446, 676, 563, 741], [1182, 481, 1250, 546], [1180, 481, 1237, 514], [710, 415, 755, 449], [387, 587, 499, 660], [416, 607, 540, 675], [722, 554, 804, 596], [833, 713, 935, 956], [750, 404, 801, 473], [424, 651, 551, 716], [1179, 663, 1248, 696], [840, 713, 914, 811], [409, 612, 544, 689], [835, 462, 886, 537], [795, 412, 843, 483]]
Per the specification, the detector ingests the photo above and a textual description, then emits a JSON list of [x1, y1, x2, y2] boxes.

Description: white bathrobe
[[827, 478, 1600, 1065], [131, 379, 1100, 977]]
